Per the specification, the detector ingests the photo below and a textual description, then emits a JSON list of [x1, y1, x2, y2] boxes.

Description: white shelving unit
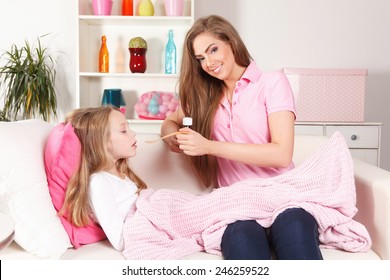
[[77, 0, 194, 120]]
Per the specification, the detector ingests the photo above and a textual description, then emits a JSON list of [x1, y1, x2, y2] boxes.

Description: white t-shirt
[[89, 171, 138, 251]]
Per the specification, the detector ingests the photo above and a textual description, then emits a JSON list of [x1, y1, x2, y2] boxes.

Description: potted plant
[[0, 36, 57, 121], [0, 109, 8, 121]]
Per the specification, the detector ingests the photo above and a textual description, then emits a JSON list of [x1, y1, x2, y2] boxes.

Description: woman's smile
[[211, 64, 222, 74]]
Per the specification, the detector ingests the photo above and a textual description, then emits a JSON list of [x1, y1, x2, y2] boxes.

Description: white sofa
[[0, 119, 389, 260]]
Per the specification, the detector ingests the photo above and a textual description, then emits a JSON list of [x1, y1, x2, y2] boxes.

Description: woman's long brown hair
[[179, 15, 252, 187], [61, 106, 147, 227]]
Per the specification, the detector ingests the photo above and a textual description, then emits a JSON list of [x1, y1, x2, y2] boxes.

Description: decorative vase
[[101, 88, 127, 114], [92, 0, 113, 16], [138, 0, 154, 16], [128, 37, 147, 73], [164, 0, 184, 16], [122, 0, 133, 16], [129, 48, 147, 73], [99, 35, 109, 73], [165, 29, 176, 74]]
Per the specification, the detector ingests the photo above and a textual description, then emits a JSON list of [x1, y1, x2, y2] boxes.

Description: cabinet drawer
[[325, 126, 379, 148], [295, 125, 324, 136]]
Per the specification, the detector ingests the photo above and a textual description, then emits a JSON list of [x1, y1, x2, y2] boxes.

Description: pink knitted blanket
[[122, 132, 371, 260]]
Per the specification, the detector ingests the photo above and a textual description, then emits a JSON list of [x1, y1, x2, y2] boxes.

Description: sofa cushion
[[44, 122, 106, 248], [0, 119, 71, 258]]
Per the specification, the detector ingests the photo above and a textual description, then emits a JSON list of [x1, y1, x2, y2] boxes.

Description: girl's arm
[[177, 110, 295, 168], [89, 174, 137, 251]]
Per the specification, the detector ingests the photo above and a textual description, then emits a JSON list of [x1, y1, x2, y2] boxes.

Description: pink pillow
[[44, 122, 106, 248]]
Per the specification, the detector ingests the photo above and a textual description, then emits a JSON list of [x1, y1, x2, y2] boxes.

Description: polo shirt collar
[[241, 61, 261, 84]]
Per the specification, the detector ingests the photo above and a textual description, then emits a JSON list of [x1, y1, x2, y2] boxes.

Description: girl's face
[[107, 110, 137, 162], [193, 32, 236, 81]]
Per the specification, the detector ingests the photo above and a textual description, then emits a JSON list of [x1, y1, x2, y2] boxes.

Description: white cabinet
[[77, 0, 194, 120], [295, 122, 382, 166]]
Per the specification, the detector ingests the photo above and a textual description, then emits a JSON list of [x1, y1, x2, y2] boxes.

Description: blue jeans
[[221, 208, 323, 260]]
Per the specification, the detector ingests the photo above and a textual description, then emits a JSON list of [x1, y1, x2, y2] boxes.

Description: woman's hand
[[176, 128, 210, 156], [165, 133, 182, 153]]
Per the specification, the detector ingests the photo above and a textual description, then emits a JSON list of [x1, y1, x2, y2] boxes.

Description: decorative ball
[[128, 37, 147, 49], [135, 91, 179, 120], [159, 104, 168, 114]]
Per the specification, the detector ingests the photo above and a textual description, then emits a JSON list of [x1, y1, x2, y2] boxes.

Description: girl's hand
[[176, 128, 210, 156]]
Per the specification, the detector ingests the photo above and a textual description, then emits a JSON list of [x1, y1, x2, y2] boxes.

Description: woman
[[161, 15, 323, 260]]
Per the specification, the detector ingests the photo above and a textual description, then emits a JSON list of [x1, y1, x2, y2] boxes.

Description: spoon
[[145, 131, 188, 144]]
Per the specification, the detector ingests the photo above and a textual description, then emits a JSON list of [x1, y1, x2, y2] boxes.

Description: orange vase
[[122, 0, 133, 16], [99, 35, 109, 73]]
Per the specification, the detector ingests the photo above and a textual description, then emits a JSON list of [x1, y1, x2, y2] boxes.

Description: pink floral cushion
[[44, 122, 106, 248]]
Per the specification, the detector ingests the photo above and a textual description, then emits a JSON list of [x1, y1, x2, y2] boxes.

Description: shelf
[[128, 119, 163, 124], [79, 15, 193, 26], [76, 0, 194, 118], [79, 72, 179, 78], [127, 119, 163, 134]]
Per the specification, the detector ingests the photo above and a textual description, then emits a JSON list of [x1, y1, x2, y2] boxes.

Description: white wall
[[0, 0, 389, 170], [0, 0, 78, 121], [196, 0, 390, 171]]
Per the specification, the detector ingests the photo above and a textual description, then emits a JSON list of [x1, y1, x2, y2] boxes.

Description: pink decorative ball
[[135, 91, 179, 120], [159, 104, 168, 114]]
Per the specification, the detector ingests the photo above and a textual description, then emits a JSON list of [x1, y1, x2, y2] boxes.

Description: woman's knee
[[270, 208, 322, 260], [223, 220, 264, 241], [221, 220, 270, 260], [273, 208, 318, 234]]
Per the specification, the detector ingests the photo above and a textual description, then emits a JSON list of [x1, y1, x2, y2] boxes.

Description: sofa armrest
[[353, 159, 390, 260]]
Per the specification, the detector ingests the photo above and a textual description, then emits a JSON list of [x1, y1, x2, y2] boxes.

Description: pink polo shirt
[[213, 62, 296, 187]]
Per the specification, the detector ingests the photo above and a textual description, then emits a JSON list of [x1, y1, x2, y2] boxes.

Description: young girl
[[61, 106, 146, 251], [161, 15, 323, 260]]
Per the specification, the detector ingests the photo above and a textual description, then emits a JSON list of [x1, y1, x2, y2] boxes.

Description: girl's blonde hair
[[61, 106, 147, 226], [179, 15, 252, 187]]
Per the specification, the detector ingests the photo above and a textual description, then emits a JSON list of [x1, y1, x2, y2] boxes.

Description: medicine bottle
[[182, 117, 192, 128]]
